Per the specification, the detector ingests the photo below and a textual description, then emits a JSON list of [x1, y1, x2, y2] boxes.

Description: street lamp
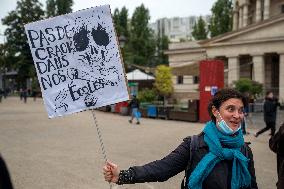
[[118, 35, 127, 48], [118, 35, 129, 70]]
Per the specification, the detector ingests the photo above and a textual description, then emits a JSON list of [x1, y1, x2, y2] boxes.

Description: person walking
[[269, 122, 284, 189], [103, 89, 258, 189], [255, 91, 280, 137], [19, 88, 23, 101], [128, 95, 140, 125], [0, 88, 3, 103], [23, 89, 28, 103]]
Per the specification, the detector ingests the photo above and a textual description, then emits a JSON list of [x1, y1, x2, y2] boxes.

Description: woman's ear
[[212, 106, 218, 119]]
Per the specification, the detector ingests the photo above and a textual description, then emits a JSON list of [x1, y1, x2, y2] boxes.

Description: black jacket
[[269, 124, 284, 189], [128, 98, 139, 109], [0, 155, 14, 189], [263, 98, 280, 123], [130, 133, 258, 189]]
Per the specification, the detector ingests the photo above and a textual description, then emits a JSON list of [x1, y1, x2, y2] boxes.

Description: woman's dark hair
[[207, 88, 247, 123], [266, 91, 273, 96]]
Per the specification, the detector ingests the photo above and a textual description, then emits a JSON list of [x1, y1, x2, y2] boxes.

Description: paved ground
[[0, 97, 282, 189]]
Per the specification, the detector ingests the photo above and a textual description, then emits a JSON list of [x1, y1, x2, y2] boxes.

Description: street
[[0, 97, 281, 189]]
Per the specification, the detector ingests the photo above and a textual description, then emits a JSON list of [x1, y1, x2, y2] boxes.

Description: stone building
[[166, 0, 284, 103]]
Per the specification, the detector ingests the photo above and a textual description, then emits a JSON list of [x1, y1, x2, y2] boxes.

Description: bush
[[138, 88, 157, 103], [234, 78, 263, 98]]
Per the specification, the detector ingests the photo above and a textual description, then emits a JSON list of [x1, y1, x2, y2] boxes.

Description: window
[[193, 76, 199, 84], [177, 75, 184, 84]]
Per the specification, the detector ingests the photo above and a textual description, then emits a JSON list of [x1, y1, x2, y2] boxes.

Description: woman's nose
[[233, 111, 243, 118]]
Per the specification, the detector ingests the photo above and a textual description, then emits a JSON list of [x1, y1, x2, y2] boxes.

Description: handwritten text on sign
[[25, 5, 129, 118]]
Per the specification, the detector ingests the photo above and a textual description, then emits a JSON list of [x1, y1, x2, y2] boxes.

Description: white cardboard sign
[[25, 5, 129, 118]]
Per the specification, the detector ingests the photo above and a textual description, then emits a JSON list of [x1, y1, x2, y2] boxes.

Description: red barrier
[[115, 101, 129, 113], [199, 60, 224, 122]]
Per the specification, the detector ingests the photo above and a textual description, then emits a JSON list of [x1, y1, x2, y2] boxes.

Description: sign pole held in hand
[[91, 110, 107, 162], [24, 5, 129, 188], [92, 110, 113, 189]]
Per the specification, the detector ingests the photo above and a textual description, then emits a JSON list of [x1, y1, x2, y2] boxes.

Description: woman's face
[[212, 98, 244, 131]]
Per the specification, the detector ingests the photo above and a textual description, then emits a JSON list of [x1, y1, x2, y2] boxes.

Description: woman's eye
[[228, 107, 234, 112]]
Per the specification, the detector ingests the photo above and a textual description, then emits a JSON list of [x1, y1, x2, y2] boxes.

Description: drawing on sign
[[25, 5, 129, 118]]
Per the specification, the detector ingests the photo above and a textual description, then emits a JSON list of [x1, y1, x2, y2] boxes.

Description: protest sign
[[25, 5, 129, 118]]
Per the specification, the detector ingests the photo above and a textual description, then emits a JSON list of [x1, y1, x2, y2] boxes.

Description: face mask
[[216, 111, 241, 135]]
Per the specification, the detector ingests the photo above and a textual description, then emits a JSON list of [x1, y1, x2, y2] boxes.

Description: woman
[[103, 89, 258, 189]]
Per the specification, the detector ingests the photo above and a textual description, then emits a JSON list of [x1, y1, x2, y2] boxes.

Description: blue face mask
[[216, 112, 241, 135]]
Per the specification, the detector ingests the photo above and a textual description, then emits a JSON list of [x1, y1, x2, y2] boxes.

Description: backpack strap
[[188, 135, 198, 169], [240, 142, 250, 158], [181, 135, 199, 189]]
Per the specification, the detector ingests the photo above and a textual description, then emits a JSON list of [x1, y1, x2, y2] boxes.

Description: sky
[[0, 0, 217, 43]]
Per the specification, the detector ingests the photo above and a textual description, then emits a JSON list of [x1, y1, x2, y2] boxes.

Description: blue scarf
[[188, 121, 251, 189]]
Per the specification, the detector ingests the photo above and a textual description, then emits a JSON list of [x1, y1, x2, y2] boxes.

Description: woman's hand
[[103, 161, 120, 183]]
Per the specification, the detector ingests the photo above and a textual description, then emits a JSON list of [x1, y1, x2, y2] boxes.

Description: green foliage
[[46, 0, 73, 17], [2, 0, 44, 87], [119, 7, 129, 38], [112, 7, 129, 37], [192, 16, 208, 40], [112, 4, 167, 69], [46, 0, 56, 17], [234, 78, 263, 98], [112, 7, 130, 68], [154, 65, 173, 97], [138, 88, 157, 103], [0, 44, 6, 69], [156, 35, 169, 65], [128, 4, 156, 66], [56, 0, 73, 15], [113, 8, 121, 36], [209, 0, 233, 37]]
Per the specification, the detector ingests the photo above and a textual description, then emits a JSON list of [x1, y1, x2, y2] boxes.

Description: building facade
[[166, 0, 284, 103], [149, 15, 210, 42]]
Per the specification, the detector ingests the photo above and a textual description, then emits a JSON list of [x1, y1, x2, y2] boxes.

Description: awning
[[126, 69, 155, 80]]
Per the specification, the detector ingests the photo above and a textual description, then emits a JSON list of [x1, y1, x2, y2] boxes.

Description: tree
[[154, 65, 173, 105], [119, 6, 129, 38], [0, 44, 7, 70], [156, 34, 169, 65], [234, 78, 263, 98], [112, 8, 121, 36], [209, 0, 233, 37], [192, 16, 208, 40], [46, 0, 56, 17], [2, 0, 44, 87], [56, 0, 73, 15], [46, 0, 73, 17], [129, 4, 156, 66], [112, 7, 130, 67]]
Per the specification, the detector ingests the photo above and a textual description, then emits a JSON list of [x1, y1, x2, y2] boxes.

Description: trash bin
[[147, 105, 157, 118]]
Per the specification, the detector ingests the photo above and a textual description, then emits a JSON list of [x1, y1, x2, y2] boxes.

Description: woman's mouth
[[230, 121, 240, 127]]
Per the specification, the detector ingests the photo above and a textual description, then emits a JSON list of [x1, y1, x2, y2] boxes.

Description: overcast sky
[[0, 0, 217, 43]]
